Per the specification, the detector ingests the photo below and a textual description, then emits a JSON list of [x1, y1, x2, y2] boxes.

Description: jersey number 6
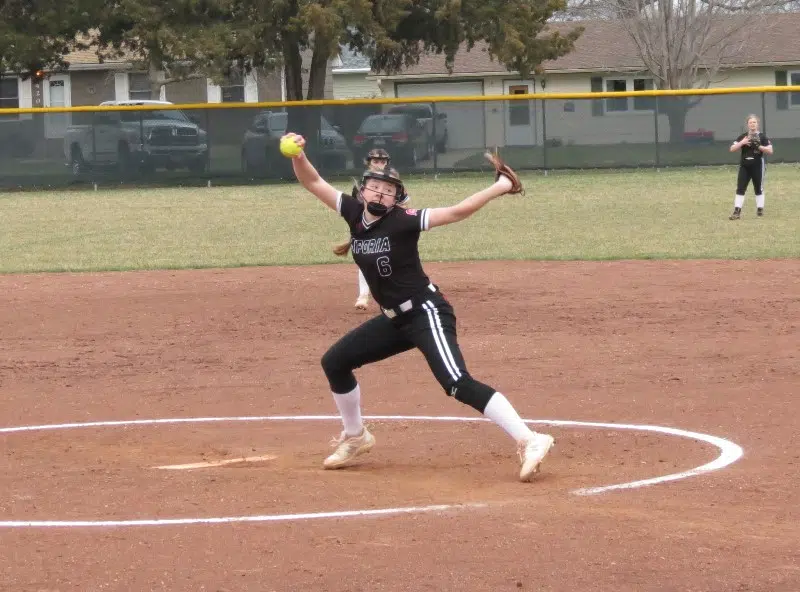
[[376, 256, 392, 277]]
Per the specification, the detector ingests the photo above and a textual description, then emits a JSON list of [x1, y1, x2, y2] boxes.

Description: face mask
[[366, 201, 391, 216]]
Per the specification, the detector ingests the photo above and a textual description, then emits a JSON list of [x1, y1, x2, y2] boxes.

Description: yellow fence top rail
[[2, 85, 800, 115]]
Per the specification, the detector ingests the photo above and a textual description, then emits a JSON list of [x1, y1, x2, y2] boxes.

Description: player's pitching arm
[[284, 133, 340, 212], [426, 176, 514, 229]]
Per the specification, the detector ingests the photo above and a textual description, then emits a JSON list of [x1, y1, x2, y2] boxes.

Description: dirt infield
[[1, 260, 798, 592]]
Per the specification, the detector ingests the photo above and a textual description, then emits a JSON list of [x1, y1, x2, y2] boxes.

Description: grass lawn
[[0, 164, 797, 274], [452, 139, 800, 170]]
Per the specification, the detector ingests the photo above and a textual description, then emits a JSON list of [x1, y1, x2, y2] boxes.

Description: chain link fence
[[1, 88, 798, 189]]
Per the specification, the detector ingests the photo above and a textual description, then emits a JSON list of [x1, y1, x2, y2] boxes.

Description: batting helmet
[[364, 148, 391, 166], [361, 167, 406, 208]]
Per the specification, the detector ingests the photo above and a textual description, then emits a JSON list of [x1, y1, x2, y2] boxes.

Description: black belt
[[382, 284, 437, 319]]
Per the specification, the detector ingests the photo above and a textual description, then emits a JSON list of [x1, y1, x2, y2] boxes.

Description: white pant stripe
[[421, 303, 458, 381], [422, 301, 462, 381]]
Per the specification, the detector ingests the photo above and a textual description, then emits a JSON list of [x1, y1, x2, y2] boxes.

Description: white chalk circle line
[[0, 415, 743, 528]]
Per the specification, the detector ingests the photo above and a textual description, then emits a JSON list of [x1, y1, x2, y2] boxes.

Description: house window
[[633, 78, 655, 110], [221, 71, 245, 103], [602, 77, 655, 113], [0, 77, 19, 109], [605, 79, 628, 112], [129, 73, 152, 100], [0, 77, 20, 121], [790, 71, 800, 107]]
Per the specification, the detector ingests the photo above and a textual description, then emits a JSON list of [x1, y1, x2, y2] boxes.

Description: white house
[[336, 14, 800, 149]]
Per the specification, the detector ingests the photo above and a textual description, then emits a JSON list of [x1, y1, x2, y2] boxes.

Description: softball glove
[[484, 151, 524, 195]]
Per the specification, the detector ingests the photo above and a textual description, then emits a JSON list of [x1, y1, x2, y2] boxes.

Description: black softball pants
[[737, 161, 765, 195], [320, 291, 495, 413]]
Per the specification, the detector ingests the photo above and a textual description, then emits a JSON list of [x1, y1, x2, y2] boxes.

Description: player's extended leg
[[730, 165, 751, 220], [320, 314, 414, 468], [400, 294, 555, 482], [354, 269, 370, 309], [754, 161, 766, 216]]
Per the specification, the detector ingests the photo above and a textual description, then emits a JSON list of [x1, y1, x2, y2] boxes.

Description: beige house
[[42, 50, 284, 108], [1, 47, 341, 142], [334, 14, 800, 149], [331, 49, 377, 100]]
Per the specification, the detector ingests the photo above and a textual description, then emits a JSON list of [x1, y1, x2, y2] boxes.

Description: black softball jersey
[[336, 192, 432, 309], [735, 132, 771, 165]]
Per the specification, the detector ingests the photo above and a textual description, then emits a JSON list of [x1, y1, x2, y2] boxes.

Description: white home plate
[[154, 454, 277, 470]]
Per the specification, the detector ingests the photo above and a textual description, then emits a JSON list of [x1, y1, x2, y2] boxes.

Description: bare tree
[[553, 0, 795, 140]]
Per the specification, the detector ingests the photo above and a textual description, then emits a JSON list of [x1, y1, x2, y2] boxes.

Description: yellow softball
[[280, 136, 302, 158]]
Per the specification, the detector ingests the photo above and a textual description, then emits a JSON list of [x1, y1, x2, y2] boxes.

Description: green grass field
[[453, 139, 800, 169], [0, 165, 797, 274]]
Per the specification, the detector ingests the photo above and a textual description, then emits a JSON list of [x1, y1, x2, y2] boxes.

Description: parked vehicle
[[387, 103, 448, 153], [352, 113, 430, 167], [63, 100, 208, 177], [241, 111, 349, 175]]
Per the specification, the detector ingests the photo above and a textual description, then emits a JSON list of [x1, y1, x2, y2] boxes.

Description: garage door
[[395, 81, 485, 150]]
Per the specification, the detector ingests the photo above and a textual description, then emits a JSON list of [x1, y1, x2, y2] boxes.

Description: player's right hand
[[282, 133, 306, 148]]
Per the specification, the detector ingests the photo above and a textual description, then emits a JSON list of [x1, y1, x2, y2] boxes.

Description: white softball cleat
[[323, 427, 376, 469], [517, 432, 555, 482]]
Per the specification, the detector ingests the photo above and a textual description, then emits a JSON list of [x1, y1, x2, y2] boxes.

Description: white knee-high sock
[[756, 194, 765, 208], [357, 269, 369, 298], [483, 392, 534, 443], [734, 194, 745, 209], [332, 384, 363, 437]]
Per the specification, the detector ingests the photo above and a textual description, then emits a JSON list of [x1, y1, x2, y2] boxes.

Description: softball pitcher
[[285, 132, 555, 482]]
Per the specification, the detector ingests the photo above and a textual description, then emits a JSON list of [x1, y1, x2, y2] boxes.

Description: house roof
[[64, 42, 365, 72], [335, 46, 371, 71], [59, 13, 800, 75], [65, 48, 128, 67], [375, 13, 800, 78], [59, 34, 131, 70]]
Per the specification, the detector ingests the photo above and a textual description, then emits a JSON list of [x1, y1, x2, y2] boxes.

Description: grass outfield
[[0, 165, 797, 274], [452, 139, 800, 169]]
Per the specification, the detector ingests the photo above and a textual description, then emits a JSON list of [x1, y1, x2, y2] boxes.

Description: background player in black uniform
[[729, 114, 773, 220], [284, 131, 555, 482]]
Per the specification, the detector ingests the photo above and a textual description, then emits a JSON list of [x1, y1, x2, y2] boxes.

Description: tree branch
[[160, 73, 208, 86]]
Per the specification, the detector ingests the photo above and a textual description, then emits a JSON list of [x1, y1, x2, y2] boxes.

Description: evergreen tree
[[89, 0, 237, 97], [229, 0, 583, 101], [0, 0, 94, 76]]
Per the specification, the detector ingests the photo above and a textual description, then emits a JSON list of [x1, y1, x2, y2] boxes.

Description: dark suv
[[387, 104, 448, 153], [352, 113, 430, 166]]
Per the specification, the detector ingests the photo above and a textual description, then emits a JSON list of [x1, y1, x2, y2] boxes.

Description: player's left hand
[[484, 151, 524, 195]]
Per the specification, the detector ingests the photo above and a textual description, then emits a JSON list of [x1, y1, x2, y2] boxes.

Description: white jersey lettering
[[352, 237, 391, 255]]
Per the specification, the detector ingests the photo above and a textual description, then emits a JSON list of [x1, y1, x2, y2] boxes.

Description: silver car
[[241, 111, 350, 175]]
